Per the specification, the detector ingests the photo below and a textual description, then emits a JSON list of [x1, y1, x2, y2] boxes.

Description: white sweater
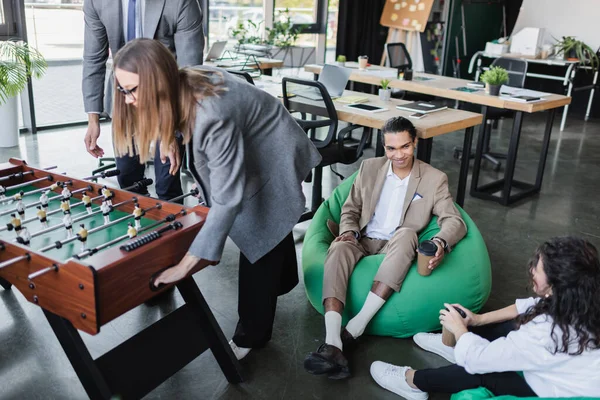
[[454, 297, 600, 397]]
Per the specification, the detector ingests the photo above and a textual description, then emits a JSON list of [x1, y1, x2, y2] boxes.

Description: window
[[274, 0, 326, 34], [0, 0, 17, 39], [208, 0, 264, 45]]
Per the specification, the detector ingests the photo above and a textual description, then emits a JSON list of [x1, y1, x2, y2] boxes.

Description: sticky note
[[415, 23, 422, 30], [391, 13, 399, 21], [409, 4, 417, 11], [401, 2, 408, 7], [418, 2, 425, 10], [394, 3, 401, 9], [411, 19, 418, 26], [391, 0, 398, 2], [402, 18, 410, 26]]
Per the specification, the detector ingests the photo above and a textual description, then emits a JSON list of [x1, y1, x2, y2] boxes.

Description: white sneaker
[[413, 333, 456, 363], [228, 340, 251, 360], [370, 361, 428, 400]]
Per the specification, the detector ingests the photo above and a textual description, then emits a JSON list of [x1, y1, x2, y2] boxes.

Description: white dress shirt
[[454, 297, 600, 397], [365, 162, 410, 241]]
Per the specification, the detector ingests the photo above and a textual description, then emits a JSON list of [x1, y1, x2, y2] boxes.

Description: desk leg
[[456, 127, 474, 207], [0, 276, 12, 290], [376, 130, 384, 157], [416, 138, 433, 163], [470, 106, 488, 194], [535, 109, 556, 190], [501, 112, 525, 205], [585, 69, 598, 121], [263, 68, 273, 76], [560, 70, 575, 131], [311, 166, 323, 212]]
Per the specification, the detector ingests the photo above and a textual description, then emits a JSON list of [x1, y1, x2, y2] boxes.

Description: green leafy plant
[[230, 20, 264, 46], [480, 66, 509, 86], [553, 36, 599, 69], [336, 55, 346, 63], [266, 8, 301, 48], [380, 79, 391, 90], [0, 40, 47, 105]]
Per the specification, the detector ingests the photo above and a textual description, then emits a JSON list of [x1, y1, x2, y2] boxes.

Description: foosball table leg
[[176, 277, 245, 384], [43, 310, 113, 400], [0, 276, 12, 290]]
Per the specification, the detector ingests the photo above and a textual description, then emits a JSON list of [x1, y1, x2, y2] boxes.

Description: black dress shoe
[[341, 328, 359, 351], [304, 344, 350, 379]]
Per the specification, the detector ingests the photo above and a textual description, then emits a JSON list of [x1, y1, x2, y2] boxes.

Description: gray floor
[[1, 112, 600, 400]]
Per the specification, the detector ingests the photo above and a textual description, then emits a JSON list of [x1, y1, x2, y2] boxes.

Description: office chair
[[281, 77, 370, 222], [386, 42, 431, 101], [454, 57, 528, 171]]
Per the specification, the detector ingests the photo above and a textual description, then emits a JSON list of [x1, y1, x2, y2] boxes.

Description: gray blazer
[[187, 67, 322, 263], [82, 0, 205, 113]]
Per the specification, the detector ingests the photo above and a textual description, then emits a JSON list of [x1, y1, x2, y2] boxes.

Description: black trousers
[[413, 320, 537, 397], [232, 232, 299, 348], [115, 140, 184, 202]]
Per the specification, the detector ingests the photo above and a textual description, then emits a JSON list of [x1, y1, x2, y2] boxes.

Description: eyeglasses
[[117, 85, 138, 99]]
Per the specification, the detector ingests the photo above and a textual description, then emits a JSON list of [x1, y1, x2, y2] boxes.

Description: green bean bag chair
[[451, 387, 598, 400], [302, 171, 492, 337]]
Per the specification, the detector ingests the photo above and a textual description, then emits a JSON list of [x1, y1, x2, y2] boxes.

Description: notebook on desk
[[500, 95, 542, 103], [396, 102, 448, 114]]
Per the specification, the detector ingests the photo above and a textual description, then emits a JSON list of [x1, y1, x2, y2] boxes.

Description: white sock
[[345, 292, 386, 338], [324, 311, 343, 350]]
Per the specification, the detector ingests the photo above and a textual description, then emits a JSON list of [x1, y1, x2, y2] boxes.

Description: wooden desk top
[[305, 63, 572, 113], [207, 57, 284, 71], [257, 78, 483, 139]]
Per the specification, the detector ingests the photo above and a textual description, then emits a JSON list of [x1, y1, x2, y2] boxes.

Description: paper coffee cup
[[417, 240, 437, 276], [441, 326, 457, 347], [358, 55, 368, 69]]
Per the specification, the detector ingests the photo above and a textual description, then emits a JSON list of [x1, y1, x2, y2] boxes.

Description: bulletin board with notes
[[380, 0, 434, 32]]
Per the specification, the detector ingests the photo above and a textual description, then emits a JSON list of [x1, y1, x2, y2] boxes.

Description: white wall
[[512, 0, 600, 50]]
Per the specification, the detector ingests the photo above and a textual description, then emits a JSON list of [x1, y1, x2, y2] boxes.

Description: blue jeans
[[115, 140, 184, 203]]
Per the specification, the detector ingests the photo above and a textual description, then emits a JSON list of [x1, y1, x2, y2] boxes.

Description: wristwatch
[[431, 236, 449, 252]]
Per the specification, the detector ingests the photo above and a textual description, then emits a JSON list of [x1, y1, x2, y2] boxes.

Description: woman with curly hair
[[370, 236, 600, 398]]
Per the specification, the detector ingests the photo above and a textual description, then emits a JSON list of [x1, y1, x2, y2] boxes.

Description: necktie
[[127, 0, 137, 42]]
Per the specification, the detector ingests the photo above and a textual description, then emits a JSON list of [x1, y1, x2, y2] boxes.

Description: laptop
[[205, 41, 228, 62], [292, 64, 352, 100]]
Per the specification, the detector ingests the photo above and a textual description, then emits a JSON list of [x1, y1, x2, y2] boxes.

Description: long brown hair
[[112, 38, 225, 163]]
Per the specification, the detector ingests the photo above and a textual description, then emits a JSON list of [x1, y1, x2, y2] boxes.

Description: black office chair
[[386, 42, 431, 101], [281, 77, 370, 221], [227, 70, 255, 85], [455, 57, 528, 171]]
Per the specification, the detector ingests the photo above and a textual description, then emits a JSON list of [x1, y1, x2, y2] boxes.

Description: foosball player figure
[[48, 183, 59, 191], [15, 191, 25, 218], [132, 203, 143, 229], [40, 190, 49, 210], [60, 200, 71, 215], [36, 205, 48, 228], [77, 224, 88, 251], [101, 186, 114, 206], [19, 227, 31, 246], [61, 185, 72, 201], [8, 213, 22, 236], [127, 222, 137, 239], [63, 213, 73, 238], [82, 192, 93, 214], [100, 201, 111, 224], [0, 185, 5, 199]]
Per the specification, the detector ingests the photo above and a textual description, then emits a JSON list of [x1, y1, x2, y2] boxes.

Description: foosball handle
[[103, 169, 120, 178]]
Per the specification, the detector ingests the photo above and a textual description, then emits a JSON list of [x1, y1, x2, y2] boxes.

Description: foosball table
[[0, 158, 244, 399]]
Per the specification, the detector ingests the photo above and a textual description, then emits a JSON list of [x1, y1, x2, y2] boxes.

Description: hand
[[153, 253, 202, 287], [334, 231, 358, 243], [160, 141, 182, 176], [84, 119, 105, 158], [450, 303, 481, 327], [428, 241, 445, 271], [440, 303, 469, 337]]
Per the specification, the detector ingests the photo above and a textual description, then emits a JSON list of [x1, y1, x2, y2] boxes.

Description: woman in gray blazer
[[111, 39, 321, 359]]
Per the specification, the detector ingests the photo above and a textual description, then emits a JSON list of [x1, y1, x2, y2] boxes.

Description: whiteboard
[[512, 0, 600, 51]]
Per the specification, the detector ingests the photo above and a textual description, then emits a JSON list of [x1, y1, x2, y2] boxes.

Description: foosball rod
[[37, 202, 159, 252], [165, 187, 200, 204], [0, 181, 77, 217], [30, 197, 138, 239], [70, 211, 185, 261], [0, 175, 55, 196], [82, 169, 120, 181], [0, 253, 31, 271], [0, 166, 59, 184]]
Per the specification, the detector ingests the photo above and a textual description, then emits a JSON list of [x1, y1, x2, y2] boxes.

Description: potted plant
[[553, 36, 599, 69], [379, 79, 392, 101], [266, 9, 301, 48], [0, 40, 47, 147], [480, 66, 508, 96], [336, 55, 346, 67]]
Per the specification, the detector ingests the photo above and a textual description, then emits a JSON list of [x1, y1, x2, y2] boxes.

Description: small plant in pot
[[336, 55, 346, 67], [480, 66, 508, 96], [379, 79, 392, 101]]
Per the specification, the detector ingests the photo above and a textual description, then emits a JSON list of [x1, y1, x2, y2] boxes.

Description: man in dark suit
[[82, 0, 205, 200], [304, 117, 467, 379]]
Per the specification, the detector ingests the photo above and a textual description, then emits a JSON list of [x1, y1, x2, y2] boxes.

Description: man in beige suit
[[304, 117, 467, 379]]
